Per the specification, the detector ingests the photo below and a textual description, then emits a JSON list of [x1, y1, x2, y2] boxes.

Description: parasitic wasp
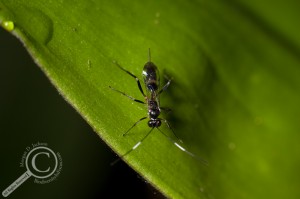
[[109, 49, 208, 165]]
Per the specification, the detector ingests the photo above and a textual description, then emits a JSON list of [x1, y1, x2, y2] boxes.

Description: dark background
[[0, 28, 164, 199]]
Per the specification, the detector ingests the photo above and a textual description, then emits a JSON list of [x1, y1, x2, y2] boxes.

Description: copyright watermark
[[2, 142, 62, 197]]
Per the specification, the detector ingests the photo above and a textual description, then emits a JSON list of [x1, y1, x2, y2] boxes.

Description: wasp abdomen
[[142, 62, 160, 92]]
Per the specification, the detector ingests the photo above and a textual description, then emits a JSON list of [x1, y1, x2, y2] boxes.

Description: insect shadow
[[109, 49, 208, 166]]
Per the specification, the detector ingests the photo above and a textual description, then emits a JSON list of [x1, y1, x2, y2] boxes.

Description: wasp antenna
[[157, 128, 209, 166], [110, 127, 155, 166], [148, 48, 151, 62]]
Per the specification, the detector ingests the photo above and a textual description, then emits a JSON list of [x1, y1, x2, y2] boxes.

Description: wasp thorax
[[149, 109, 160, 118]]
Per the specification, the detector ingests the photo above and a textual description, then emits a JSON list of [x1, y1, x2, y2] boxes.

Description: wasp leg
[[109, 86, 145, 104], [113, 61, 146, 97], [158, 79, 171, 96]]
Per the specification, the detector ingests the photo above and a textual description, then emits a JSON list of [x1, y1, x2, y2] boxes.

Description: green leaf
[[1, 0, 300, 198]]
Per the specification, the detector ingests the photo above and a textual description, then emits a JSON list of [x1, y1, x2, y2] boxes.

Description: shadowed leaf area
[[1, 0, 300, 198]]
